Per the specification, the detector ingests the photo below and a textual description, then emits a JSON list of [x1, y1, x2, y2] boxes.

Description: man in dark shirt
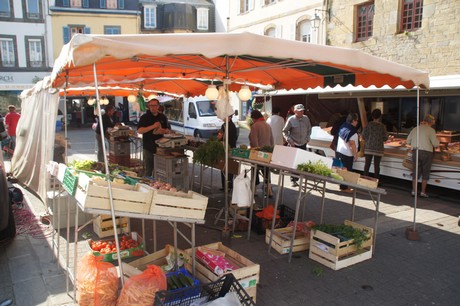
[[137, 98, 170, 177], [218, 114, 238, 190], [95, 105, 116, 162]]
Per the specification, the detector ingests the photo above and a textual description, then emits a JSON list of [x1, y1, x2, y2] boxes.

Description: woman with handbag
[[362, 109, 388, 180]]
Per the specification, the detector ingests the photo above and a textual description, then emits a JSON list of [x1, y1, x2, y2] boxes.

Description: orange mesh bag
[[117, 264, 167, 306], [77, 252, 119, 306]]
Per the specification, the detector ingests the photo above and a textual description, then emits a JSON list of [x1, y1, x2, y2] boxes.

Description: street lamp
[[311, 8, 329, 29]]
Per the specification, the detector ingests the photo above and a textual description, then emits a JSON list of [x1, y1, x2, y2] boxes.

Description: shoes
[[411, 191, 415, 197], [340, 188, 354, 194], [291, 182, 299, 187], [420, 192, 429, 198]]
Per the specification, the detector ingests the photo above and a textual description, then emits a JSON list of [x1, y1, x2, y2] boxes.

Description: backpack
[[8, 187, 23, 205]]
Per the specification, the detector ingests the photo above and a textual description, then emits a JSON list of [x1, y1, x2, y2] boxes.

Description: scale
[[156, 133, 188, 148]]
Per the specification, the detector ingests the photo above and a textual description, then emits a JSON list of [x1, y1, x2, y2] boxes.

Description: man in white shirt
[[267, 106, 285, 146]]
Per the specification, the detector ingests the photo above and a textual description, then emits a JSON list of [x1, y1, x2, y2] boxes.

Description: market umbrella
[[17, 32, 430, 240]]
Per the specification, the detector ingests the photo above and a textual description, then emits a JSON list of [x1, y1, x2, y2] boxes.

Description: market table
[[230, 156, 387, 262]]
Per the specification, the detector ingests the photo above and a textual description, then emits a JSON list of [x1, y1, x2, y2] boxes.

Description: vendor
[[137, 98, 170, 177]]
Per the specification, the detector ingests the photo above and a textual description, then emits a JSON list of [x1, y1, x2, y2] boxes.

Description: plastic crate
[[154, 155, 189, 176], [155, 171, 190, 192], [165, 267, 201, 303], [231, 148, 250, 159], [252, 204, 295, 235], [154, 273, 255, 306]]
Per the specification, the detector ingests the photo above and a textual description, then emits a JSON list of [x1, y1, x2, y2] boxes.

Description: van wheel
[[194, 130, 202, 138]]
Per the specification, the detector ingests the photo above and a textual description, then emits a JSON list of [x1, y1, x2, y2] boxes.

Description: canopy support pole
[[223, 56, 231, 238], [92, 63, 126, 283], [407, 86, 421, 241]]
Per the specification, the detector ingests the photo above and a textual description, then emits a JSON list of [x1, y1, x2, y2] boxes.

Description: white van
[[162, 96, 239, 139]]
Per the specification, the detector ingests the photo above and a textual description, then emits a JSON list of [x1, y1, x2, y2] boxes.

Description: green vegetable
[[330, 173, 344, 181], [297, 160, 332, 177], [312, 224, 370, 249], [255, 146, 274, 153], [193, 138, 225, 165]]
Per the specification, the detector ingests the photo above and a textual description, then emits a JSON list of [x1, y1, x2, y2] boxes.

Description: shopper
[[95, 105, 116, 163], [137, 98, 170, 177], [218, 113, 238, 190], [249, 110, 274, 196], [282, 104, 312, 187], [266, 106, 285, 146], [362, 109, 388, 180], [4, 105, 21, 150], [336, 113, 360, 193], [406, 114, 440, 198]]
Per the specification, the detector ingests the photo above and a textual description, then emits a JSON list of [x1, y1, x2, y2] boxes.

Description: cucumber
[[169, 274, 183, 289], [167, 277, 177, 290], [178, 273, 195, 287]]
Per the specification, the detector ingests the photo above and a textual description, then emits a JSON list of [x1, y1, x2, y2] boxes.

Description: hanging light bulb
[[87, 97, 95, 106], [238, 85, 252, 101], [205, 84, 219, 100], [101, 96, 109, 105], [127, 93, 137, 103]]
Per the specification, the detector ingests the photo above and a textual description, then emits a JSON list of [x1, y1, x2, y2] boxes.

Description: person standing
[[336, 113, 360, 193], [95, 105, 116, 163], [362, 109, 388, 180], [282, 104, 312, 187], [218, 113, 238, 190], [4, 105, 21, 150], [266, 106, 285, 146], [406, 114, 440, 198], [137, 98, 170, 177], [249, 110, 274, 196]]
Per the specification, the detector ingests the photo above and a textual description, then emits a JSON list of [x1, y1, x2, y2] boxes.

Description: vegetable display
[[192, 138, 225, 165], [297, 160, 333, 177], [312, 224, 371, 249], [90, 235, 140, 254]]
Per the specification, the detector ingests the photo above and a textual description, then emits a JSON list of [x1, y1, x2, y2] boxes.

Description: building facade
[[0, 0, 52, 113]]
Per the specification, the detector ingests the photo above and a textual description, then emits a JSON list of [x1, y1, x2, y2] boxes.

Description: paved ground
[[1, 127, 460, 305]]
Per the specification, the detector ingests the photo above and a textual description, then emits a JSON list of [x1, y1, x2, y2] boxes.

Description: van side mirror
[[234, 110, 238, 116]]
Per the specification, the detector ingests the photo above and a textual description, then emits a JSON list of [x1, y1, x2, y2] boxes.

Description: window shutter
[[290, 24, 295, 40], [100, 0, 106, 9], [84, 27, 91, 34], [63, 0, 70, 7], [276, 25, 282, 38], [249, 0, 255, 11], [82, 0, 89, 8], [63, 27, 70, 44], [118, 0, 124, 9]]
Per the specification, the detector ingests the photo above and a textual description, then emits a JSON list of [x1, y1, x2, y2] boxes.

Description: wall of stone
[[326, 0, 459, 76]]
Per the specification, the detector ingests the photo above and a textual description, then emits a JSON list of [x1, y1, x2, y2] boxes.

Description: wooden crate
[[93, 214, 130, 238], [75, 173, 153, 214], [265, 227, 310, 255], [185, 242, 259, 302], [309, 220, 373, 270], [249, 150, 272, 163], [357, 176, 379, 189], [150, 189, 208, 220], [336, 168, 360, 184]]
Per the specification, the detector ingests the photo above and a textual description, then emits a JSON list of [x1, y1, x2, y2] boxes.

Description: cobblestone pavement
[[1, 128, 459, 305]]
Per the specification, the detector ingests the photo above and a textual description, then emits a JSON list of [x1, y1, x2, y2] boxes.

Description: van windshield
[[196, 101, 217, 117]]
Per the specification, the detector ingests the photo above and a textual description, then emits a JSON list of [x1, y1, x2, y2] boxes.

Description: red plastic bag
[[255, 204, 280, 220], [77, 252, 119, 306], [117, 265, 167, 306]]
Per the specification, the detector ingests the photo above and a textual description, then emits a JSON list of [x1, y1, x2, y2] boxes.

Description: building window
[[0, 37, 15, 67], [26, 0, 40, 19], [27, 38, 43, 68], [265, 27, 276, 37], [104, 26, 120, 35], [0, 0, 11, 17], [356, 2, 374, 41], [63, 25, 90, 44], [297, 19, 311, 42], [264, 0, 276, 5], [401, 0, 423, 32], [106, 0, 117, 9], [197, 8, 209, 30], [239, 0, 254, 14], [144, 5, 157, 29], [70, 0, 81, 8]]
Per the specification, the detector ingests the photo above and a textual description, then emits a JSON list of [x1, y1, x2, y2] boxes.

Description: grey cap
[[294, 104, 305, 111]]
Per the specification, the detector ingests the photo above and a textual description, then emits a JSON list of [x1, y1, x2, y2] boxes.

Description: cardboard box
[[75, 173, 153, 214], [213, 158, 240, 175], [150, 189, 208, 220], [249, 150, 272, 163], [357, 176, 379, 189], [185, 242, 259, 302], [88, 232, 144, 262], [309, 220, 373, 270], [270, 145, 333, 169], [336, 168, 360, 184], [93, 214, 130, 238], [265, 227, 310, 255], [231, 148, 251, 159]]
